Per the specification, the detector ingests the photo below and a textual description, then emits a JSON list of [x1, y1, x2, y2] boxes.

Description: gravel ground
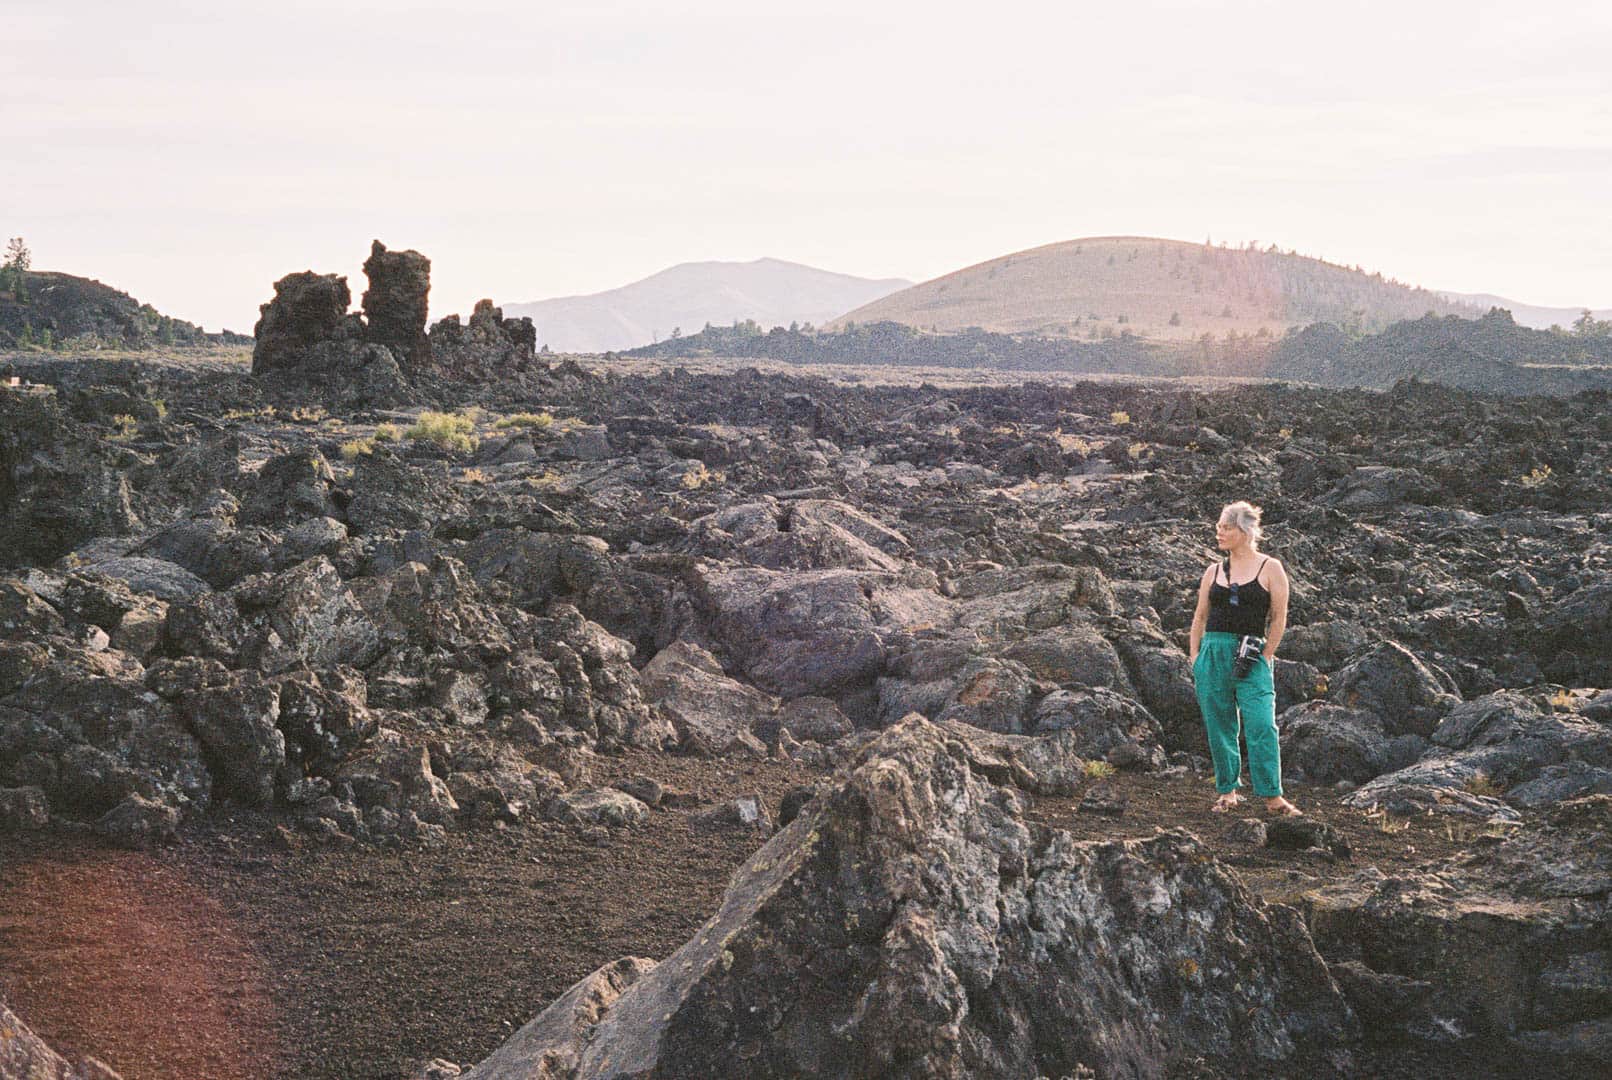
[[0, 756, 1594, 1080]]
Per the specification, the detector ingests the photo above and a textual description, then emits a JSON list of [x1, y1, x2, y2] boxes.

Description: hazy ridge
[[834, 236, 1484, 342], [505, 257, 910, 353]]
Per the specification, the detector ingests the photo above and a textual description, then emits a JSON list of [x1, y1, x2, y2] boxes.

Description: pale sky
[[6, 0, 1610, 332]]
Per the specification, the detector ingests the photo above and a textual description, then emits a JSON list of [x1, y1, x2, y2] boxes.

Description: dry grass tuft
[[406, 410, 478, 453]]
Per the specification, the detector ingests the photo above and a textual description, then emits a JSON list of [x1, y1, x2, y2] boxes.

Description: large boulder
[[688, 565, 939, 703], [465, 716, 1356, 1079], [76, 555, 209, 603], [234, 556, 384, 674], [461, 529, 614, 610], [137, 516, 277, 589], [273, 666, 374, 774], [179, 677, 284, 807], [1000, 622, 1127, 688], [932, 656, 1041, 735], [1281, 620, 1370, 671], [1113, 632, 1202, 751], [1328, 641, 1460, 738], [640, 640, 775, 755], [1279, 701, 1396, 785], [248, 255, 417, 405], [1032, 685, 1166, 769], [240, 447, 340, 526]]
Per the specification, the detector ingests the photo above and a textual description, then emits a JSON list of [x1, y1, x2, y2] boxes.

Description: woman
[[1188, 501, 1301, 816]]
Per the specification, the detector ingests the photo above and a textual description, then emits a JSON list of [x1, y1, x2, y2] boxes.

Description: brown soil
[[0, 757, 1572, 1080]]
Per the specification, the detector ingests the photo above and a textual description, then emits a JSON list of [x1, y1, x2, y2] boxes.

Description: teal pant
[[1193, 632, 1282, 797]]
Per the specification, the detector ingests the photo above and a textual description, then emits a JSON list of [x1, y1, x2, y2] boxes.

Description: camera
[[1233, 635, 1266, 679]]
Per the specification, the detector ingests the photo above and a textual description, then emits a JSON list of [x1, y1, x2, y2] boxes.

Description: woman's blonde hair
[[1219, 501, 1264, 546]]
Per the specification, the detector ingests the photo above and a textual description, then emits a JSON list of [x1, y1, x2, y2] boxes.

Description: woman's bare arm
[[1189, 564, 1215, 661], [1263, 559, 1289, 660]]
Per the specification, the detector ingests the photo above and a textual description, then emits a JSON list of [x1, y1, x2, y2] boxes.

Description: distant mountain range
[[1435, 292, 1612, 331], [832, 236, 1488, 342], [505, 258, 910, 354]]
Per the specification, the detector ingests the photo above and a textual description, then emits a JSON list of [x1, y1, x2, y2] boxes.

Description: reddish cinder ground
[[0, 836, 279, 1079]]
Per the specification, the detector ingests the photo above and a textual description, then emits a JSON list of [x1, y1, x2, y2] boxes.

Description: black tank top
[[1206, 556, 1271, 636]]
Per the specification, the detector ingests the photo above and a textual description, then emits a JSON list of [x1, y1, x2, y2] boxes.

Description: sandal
[[1211, 791, 1243, 813], [1264, 797, 1303, 817]]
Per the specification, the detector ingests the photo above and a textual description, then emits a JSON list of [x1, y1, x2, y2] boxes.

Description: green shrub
[[405, 410, 478, 453], [493, 411, 554, 431], [340, 438, 376, 460], [372, 423, 401, 442]]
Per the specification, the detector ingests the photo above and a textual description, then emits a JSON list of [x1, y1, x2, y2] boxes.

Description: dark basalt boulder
[[1281, 620, 1371, 671], [1280, 701, 1395, 785], [465, 716, 1356, 1079], [273, 666, 374, 774], [138, 516, 278, 590], [74, 555, 210, 603], [233, 556, 384, 675], [179, 675, 284, 807], [362, 240, 432, 374], [240, 447, 340, 526], [1032, 685, 1167, 769], [1328, 641, 1461, 738]]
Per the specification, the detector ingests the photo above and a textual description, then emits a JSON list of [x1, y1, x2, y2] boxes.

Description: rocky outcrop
[[251, 271, 357, 374], [1340, 689, 1612, 816], [1, 393, 138, 567], [362, 240, 432, 374], [250, 242, 539, 397], [427, 299, 538, 380], [465, 716, 1356, 1079], [0, 640, 212, 829], [1305, 795, 1612, 1068]]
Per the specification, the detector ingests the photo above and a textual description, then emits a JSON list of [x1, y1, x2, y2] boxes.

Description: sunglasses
[[1229, 580, 1240, 607]]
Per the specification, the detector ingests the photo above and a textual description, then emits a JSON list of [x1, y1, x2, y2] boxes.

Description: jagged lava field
[[2, 246, 1610, 1080]]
